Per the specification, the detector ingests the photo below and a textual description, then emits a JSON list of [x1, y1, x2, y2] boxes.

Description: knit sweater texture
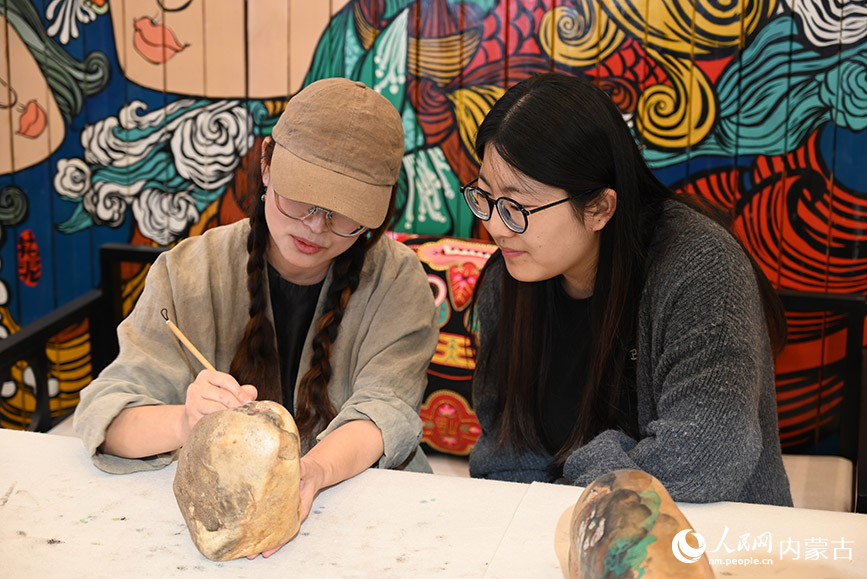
[[469, 201, 793, 506], [75, 220, 438, 475]]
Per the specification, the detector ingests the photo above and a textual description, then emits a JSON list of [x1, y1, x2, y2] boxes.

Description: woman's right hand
[[181, 369, 258, 442], [101, 372, 257, 459]]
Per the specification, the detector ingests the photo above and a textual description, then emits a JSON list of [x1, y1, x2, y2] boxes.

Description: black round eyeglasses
[[460, 179, 572, 234]]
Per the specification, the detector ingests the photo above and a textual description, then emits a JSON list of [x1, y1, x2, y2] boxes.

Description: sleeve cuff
[[563, 429, 639, 485], [74, 391, 175, 474], [316, 391, 423, 470]]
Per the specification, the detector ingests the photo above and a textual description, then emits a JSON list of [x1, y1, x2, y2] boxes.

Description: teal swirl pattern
[[644, 15, 867, 167]]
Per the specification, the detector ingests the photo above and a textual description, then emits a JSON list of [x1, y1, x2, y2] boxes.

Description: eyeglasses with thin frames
[[460, 178, 573, 234], [271, 190, 367, 237]]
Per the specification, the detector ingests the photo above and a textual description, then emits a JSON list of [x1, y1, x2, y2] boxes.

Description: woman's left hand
[[246, 421, 383, 560], [245, 455, 329, 559], [298, 454, 329, 522]]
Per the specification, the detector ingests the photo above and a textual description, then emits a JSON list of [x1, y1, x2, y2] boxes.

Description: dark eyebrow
[[477, 175, 520, 196], [497, 184, 524, 194], [474, 177, 492, 197], [477, 177, 539, 202]]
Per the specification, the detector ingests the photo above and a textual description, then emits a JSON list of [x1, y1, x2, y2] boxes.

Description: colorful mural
[[0, 1, 865, 449], [399, 235, 496, 453]]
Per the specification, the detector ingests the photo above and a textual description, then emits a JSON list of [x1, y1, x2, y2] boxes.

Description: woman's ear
[[588, 188, 617, 231], [261, 137, 272, 187]]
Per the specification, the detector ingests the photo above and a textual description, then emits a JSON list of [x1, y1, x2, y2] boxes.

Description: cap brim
[[270, 144, 391, 229]]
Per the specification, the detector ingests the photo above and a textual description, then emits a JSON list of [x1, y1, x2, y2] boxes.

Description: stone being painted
[[173, 401, 301, 561], [568, 469, 715, 579]]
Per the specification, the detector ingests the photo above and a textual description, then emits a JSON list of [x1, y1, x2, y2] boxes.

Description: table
[[2, 429, 865, 578]]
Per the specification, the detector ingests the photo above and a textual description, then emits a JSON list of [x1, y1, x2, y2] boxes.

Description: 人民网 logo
[[672, 529, 707, 563]]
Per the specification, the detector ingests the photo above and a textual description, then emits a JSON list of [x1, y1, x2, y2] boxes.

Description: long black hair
[[471, 72, 785, 462]]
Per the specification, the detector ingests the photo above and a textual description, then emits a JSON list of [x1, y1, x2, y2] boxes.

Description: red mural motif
[[421, 390, 481, 455], [133, 17, 187, 64], [677, 129, 867, 450], [18, 100, 48, 139], [589, 37, 670, 91], [448, 262, 480, 312], [400, 236, 495, 455], [414, 237, 496, 313], [16, 229, 41, 287], [743, 136, 867, 293], [679, 130, 867, 294], [396, 1, 554, 186], [775, 315, 849, 449], [584, 37, 670, 116]]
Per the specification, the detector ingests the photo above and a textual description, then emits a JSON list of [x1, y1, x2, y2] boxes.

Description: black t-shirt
[[267, 263, 324, 414], [541, 280, 593, 456]]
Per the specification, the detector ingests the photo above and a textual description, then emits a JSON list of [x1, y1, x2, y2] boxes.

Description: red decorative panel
[[16, 229, 41, 287], [421, 390, 481, 456]]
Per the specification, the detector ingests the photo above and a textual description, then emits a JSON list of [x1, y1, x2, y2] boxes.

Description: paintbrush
[[160, 308, 216, 371]]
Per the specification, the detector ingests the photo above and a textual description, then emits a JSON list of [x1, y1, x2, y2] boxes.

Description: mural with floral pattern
[[0, 1, 865, 453]]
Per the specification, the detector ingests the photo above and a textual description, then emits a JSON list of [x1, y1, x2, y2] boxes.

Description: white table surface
[[486, 482, 867, 578], [2, 429, 865, 578]]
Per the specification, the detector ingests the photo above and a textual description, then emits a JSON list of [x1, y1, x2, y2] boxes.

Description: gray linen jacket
[[469, 201, 793, 506], [75, 220, 438, 474]]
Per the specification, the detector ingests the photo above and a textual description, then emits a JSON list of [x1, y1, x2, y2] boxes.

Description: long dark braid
[[293, 190, 396, 438], [229, 172, 282, 403], [293, 238, 365, 435]]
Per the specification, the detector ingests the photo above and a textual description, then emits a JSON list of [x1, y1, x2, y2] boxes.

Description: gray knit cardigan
[[469, 201, 793, 506]]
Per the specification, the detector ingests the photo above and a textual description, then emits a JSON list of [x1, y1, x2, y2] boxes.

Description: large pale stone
[[568, 469, 715, 578], [173, 401, 301, 561]]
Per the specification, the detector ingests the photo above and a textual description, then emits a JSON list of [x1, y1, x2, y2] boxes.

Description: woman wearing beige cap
[[74, 78, 439, 552]]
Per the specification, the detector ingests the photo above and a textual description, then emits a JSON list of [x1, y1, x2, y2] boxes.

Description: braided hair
[[228, 161, 281, 403], [230, 137, 396, 439]]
